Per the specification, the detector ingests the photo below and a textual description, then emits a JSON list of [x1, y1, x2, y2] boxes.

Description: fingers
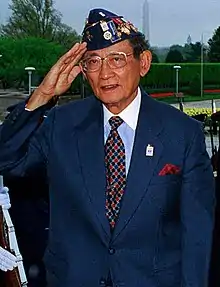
[[36, 42, 87, 98], [68, 66, 81, 84], [60, 44, 87, 83], [47, 42, 87, 87], [60, 50, 87, 77], [0, 187, 11, 209], [58, 42, 87, 70], [66, 42, 87, 58], [62, 56, 85, 84], [0, 247, 17, 271]]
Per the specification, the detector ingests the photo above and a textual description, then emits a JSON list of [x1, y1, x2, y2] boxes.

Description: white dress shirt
[[103, 87, 141, 175]]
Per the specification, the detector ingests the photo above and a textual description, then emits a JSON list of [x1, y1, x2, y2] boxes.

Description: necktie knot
[[109, 116, 123, 130]]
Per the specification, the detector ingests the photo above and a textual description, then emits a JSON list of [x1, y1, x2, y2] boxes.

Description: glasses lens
[[83, 56, 101, 71], [82, 53, 129, 72], [108, 53, 127, 69]]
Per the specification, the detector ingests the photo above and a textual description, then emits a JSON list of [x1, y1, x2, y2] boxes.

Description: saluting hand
[[26, 42, 87, 110]]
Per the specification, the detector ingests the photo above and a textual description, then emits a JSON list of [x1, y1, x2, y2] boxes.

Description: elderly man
[[0, 8, 215, 287]]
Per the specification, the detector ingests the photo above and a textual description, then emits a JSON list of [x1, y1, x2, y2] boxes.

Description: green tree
[[151, 51, 159, 63], [184, 42, 204, 62], [0, 0, 81, 48], [170, 44, 184, 53], [0, 36, 82, 91], [0, 37, 65, 88], [165, 49, 184, 63], [208, 26, 220, 62]]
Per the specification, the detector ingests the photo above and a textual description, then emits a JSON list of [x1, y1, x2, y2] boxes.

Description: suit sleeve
[[0, 101, 56, 178], [181, 123, 215, 287]]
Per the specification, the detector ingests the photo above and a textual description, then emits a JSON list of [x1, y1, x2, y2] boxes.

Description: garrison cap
[[82, 8, 144, 51]]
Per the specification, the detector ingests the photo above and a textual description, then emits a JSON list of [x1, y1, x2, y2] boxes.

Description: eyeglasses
[[81, 51, 133, 72]]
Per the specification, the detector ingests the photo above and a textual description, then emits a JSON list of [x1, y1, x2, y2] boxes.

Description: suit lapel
[[113, 93, 164, 240], [77, 100, 110, 239]]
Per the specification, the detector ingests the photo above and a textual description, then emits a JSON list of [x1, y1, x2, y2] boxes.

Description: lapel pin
[[146, 144, 154, 157]]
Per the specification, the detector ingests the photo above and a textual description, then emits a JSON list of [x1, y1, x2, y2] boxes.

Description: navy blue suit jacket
[[0, 90, 215, 287]]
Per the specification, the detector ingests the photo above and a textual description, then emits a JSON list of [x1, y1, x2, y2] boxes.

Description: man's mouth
[[101, 84, 119, 91]]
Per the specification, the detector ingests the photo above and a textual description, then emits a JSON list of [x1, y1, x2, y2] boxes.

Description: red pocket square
[[159, 164, 181, 176]]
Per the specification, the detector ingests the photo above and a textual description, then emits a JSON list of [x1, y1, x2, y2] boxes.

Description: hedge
[[141, 63, 220, 92]]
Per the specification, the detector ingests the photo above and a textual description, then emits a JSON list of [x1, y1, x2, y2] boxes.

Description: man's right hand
[[26, 42, 87, 111], [0, 246, 17, 272]]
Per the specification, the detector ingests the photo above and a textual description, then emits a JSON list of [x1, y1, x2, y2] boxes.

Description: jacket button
[[108, 247, 115, 255], [100, 279, 106, 286]]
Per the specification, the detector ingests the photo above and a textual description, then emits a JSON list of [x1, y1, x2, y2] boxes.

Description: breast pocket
[[150, 174, 182, 186]]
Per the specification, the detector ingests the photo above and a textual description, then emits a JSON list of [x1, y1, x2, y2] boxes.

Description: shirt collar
[[103, 87, 141, 131]]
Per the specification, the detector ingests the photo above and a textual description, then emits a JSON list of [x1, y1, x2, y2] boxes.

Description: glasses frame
[[80, 51, 133, 73]]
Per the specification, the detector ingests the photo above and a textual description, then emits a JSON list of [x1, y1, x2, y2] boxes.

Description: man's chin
[[99, 97, 120, 106]]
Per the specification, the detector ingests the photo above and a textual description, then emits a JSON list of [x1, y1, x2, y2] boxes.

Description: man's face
[[82, 40, 152, 114]]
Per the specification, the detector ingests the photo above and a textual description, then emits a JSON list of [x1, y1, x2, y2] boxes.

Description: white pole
[[25, 67, 35, 96], [201, 33, 204, 98], [28, 71, 32, 96], [176, 69, 179, 95]]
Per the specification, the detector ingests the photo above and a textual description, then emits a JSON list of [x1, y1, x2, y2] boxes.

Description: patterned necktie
[[105, 116, 126, 229]]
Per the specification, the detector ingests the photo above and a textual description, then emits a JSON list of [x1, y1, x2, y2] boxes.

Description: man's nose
[[99, 59, 114, 79]]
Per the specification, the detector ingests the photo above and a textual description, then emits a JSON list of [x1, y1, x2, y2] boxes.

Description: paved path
[[172, 99, 220, 109], [171, 100, 220, 157]]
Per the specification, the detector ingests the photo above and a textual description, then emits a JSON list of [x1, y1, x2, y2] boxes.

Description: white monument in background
[[142, 0, 150, 43]]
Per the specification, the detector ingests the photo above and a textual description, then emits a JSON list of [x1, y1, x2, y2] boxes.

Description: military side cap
[[82, 8, 144, 51]]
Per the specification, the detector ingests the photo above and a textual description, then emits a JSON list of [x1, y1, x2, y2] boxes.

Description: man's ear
[[140, 50, 152, 77]]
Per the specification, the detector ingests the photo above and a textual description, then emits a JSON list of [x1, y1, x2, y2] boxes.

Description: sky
[[0, 0, 220, 47]]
